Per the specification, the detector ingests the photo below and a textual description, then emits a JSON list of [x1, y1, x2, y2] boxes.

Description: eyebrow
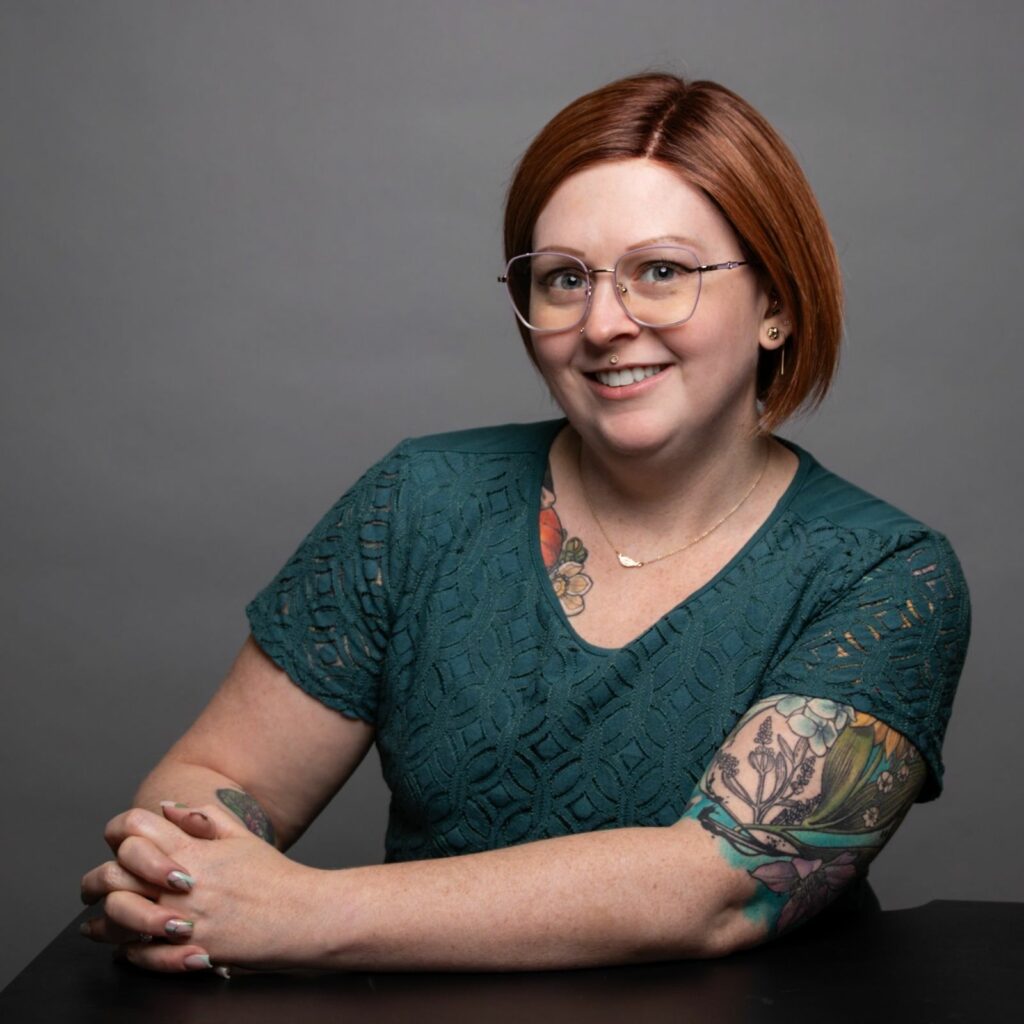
[[532, 235, 702, 257]]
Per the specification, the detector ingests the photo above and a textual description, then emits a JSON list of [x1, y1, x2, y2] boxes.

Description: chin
[[586, 410, 686, 459]]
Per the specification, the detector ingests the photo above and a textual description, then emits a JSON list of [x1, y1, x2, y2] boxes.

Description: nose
[[581, 271, 640, 345]]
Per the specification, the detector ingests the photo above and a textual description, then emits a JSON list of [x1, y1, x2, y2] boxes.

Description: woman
[[79, 73, 970, 973]]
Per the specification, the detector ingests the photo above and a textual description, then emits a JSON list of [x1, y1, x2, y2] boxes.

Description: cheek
[[529, 334, 575, 376], [664, 309, 763, 362]]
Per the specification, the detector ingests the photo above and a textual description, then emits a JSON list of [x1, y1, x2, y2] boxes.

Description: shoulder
[[382, 419, 563, 495], [399, 419, 564, 457], [786, 441, 938, 539], [777, 442, 971, 686], [783, 441, 968, 588], [358, 421, 562, 546]]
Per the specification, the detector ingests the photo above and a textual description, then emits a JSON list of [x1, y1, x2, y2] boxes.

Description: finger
[[119, 941, 222, 975], [104, 807, 192, 857], [103, 890, 197, 943], [80, 914, 155, 946], [116, 835, 196, 893], [80, 859, 163, 905], [160, 803, 219, 840], [160, 800, 252, 840]]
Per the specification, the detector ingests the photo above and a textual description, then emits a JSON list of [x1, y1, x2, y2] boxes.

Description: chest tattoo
[[539, 462, 593, 617]]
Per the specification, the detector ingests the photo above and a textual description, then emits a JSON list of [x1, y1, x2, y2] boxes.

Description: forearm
[[303, 819, 759, 972]]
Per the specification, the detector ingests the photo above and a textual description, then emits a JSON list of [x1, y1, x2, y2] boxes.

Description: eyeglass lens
[[505, 246, 703, 331]]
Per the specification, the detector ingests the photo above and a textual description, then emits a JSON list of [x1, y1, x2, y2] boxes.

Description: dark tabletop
[[2, 901, 1020, 1023]]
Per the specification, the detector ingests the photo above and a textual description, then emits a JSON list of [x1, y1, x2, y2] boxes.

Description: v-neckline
[[527, 420, 813, 656]]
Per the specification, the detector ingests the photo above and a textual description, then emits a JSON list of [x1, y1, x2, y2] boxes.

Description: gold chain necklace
[[577, 440, 771, 569]]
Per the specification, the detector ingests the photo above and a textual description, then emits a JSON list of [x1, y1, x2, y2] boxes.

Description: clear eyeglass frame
[[497, 245, 751, 333]]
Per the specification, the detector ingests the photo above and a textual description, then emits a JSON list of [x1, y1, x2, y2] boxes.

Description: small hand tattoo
[[216, 788, 277, 846]]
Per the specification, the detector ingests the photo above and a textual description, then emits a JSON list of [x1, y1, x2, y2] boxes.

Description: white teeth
[[594, 365, 663, 387]]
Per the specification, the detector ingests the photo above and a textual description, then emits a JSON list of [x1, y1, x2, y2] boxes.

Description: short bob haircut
[[503, 73, 843, 432]]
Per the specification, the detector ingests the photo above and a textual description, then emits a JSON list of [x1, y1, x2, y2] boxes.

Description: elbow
[[697, 902, 768, 959], [633, 883, 768, 963], [673, 882, 770, 961]]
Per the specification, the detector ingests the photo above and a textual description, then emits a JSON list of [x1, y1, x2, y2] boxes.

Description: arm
[[80, 634, 374, 929], [299, 696, 920, 969], [98, 695, 920, 972], [130, 634, 375, 849]]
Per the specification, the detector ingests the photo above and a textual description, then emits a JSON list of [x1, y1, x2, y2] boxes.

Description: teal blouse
[[246, 420, 970, 863]]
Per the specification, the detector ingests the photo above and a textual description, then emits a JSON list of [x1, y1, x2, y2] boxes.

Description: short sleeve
[[244, 446, 407, 724], [757, 531, 970, 801]]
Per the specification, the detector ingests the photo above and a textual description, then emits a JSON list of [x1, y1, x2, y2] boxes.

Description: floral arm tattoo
[[216, 788, 277, 846], [539, 462, 593, 617], [683, 696, 925, 935]]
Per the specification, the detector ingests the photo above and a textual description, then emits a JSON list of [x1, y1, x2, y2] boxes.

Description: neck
[[572, 420, 772, 546], [573, 428, 770, 565]]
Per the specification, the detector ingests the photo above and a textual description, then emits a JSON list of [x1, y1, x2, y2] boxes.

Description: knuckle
[[122, 808, 151, 834], [99, 861, 122, 890], [117, 834, 143, 862], [103, 890, 126, 919]]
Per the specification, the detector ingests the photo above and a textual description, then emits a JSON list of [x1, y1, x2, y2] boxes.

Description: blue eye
[[636, 261, 689, 284], [544, 269, 588, 291]]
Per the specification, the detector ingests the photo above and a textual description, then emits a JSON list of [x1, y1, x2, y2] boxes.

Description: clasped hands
[[80, 802, 315, 974]]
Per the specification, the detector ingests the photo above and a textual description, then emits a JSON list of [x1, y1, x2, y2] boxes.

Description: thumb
[[160, 793, 277, 844], [159, 802, 235, 840]]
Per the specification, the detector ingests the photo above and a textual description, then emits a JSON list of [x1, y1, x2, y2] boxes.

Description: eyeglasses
[[498, 245, 750, 333]]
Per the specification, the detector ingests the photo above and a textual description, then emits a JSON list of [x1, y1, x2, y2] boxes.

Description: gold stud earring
[[767, 326, 781, 341]]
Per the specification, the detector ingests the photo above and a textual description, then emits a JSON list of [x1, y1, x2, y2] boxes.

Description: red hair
[[503, 73, 843, 431]]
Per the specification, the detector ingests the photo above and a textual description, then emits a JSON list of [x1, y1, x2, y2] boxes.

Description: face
[[528, 158, 778, 460]]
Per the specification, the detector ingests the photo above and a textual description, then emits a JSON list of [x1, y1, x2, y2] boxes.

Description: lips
[[591, 365, 667, 388]]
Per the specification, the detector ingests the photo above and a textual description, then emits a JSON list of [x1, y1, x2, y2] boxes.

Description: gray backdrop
[[2, 0, 1020, 990]]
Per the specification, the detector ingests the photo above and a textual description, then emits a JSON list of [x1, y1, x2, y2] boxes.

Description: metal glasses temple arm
[[698, 260, 749, 273]]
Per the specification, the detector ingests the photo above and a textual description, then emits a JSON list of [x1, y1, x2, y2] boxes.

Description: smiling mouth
[[589, 365, 667, 388]]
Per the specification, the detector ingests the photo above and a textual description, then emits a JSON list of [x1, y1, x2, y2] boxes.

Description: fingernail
[[184, 954, 212, 971], [79, 921, 92, 938], [214, 966, 232, 979], [167, 870, 195, 891], [164, 919, 194, 938], [160, 800, 190, 809]]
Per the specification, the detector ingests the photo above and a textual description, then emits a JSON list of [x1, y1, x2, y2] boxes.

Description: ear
[[760, 289, 789, 353]]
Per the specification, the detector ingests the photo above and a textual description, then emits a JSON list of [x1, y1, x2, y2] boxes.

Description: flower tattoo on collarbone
[[539, 462, 593, 617], [689, 696, 925, 935]]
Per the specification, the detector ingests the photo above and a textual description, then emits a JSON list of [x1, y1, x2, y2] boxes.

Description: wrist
[[278, 863, 361, 970]]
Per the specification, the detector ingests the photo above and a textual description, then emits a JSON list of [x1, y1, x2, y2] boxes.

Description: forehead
[[533, 158, 739, 256]]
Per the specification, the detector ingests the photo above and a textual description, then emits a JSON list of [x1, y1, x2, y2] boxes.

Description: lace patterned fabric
[[246, 420, 970, 863]]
